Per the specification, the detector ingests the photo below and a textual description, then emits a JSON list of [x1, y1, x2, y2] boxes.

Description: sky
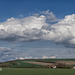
[[0, 0, 75, 62]]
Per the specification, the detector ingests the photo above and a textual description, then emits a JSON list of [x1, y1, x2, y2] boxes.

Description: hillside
[[0, 59, 75, 68]]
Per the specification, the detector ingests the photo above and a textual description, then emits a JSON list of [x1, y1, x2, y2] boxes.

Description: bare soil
[[23, 61, 53, 66]]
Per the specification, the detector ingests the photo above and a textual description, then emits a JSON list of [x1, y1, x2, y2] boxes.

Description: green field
[[0, 68, 75, 75], [0, 61, 44, 68], [9, 61, 44, 68]]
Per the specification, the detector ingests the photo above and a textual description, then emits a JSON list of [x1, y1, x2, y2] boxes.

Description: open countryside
[[0, 59, 75, 75]]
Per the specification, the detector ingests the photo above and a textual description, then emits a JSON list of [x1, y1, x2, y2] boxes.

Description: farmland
[[0, 60, 45, 68], [0, 59, 75, 68], [0, 68, 75, 75], [0, 59, 75, 75]]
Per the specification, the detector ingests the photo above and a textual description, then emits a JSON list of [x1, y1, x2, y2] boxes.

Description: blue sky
[[0, 0, 75, 21], [0, 0, 75, 62]]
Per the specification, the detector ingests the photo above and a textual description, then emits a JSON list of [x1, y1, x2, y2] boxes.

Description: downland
[[0, 59, 75, 69]]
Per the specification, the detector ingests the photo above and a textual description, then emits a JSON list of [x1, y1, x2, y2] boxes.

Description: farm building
[[48, 65, 56, 68]]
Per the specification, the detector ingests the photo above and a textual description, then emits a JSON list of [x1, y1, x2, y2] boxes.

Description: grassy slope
[[0, 68, 75, 75], [0, 61, 44, 68], [0, 59, 75, 68], [10, 61, 44, 67]]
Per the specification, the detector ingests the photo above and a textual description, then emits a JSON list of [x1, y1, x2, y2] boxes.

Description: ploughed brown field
[[23, 61, 53, 66]]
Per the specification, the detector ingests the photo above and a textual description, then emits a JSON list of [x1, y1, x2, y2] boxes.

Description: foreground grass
[[0, 68, 75, 75]]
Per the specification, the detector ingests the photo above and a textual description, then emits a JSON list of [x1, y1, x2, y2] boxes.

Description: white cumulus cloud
[[0, 15, 47, 41], [0, 10, 57, 42], [42, 14, 75, 47], [0, 10, 75, 47]]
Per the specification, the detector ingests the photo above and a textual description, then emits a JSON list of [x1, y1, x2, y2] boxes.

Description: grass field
[[0, 68, 75, 75], [10, 61, 44, 67]]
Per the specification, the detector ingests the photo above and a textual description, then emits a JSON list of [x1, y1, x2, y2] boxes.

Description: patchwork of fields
[[0, 59, 75, 68], [0, 59, 75, 75]]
